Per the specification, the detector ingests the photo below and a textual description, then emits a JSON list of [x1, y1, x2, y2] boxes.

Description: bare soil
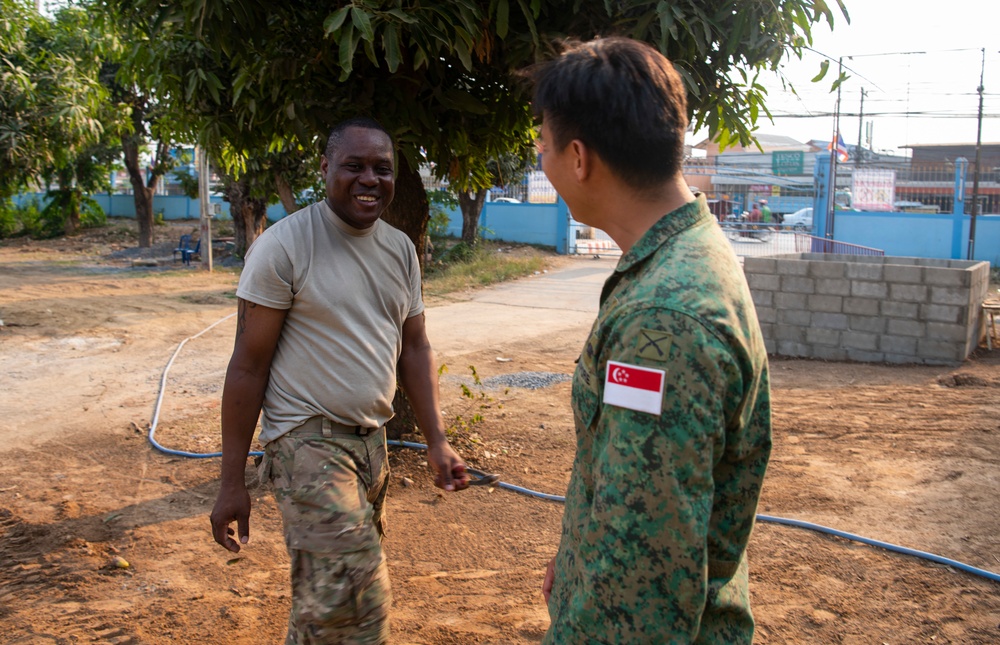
[[1, 220, 999, 644]]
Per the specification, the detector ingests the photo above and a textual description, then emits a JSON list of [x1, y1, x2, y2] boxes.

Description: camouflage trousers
[[258, 417, 392, 645]]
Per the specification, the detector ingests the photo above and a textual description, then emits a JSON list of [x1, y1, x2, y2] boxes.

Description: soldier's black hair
[[527, 37, 688, 192], [324, 117, 393, 159]]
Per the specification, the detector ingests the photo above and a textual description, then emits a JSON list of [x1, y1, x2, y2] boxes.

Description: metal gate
[[567, 216, 802, 259], [567, 215, 622, 257]]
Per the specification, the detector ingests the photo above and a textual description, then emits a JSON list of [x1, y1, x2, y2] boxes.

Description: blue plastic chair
[[173, 235, 201, 265]]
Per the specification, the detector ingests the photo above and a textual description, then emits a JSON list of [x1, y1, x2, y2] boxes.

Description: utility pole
[[967, 48, 985, 261], [198, 147, 214, 271], [855, 88, 866, 166], [826, 57, 844, 239]]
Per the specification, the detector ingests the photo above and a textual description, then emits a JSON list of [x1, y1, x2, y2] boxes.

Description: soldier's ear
[[571, 139, 591, 182]]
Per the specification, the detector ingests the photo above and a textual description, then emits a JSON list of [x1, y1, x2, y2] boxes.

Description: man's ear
[[569, 139, 592, 182], [320, 155, 329, 175]]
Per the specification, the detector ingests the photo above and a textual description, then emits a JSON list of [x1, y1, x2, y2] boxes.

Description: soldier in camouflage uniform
[[210, 117, 469, 644], [529, 38, 772, 643]]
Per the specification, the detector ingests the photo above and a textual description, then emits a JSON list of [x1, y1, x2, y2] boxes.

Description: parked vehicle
[[723, 212, 773, 242], [492, 197, 521, 204], [784, 207, 813, 231]]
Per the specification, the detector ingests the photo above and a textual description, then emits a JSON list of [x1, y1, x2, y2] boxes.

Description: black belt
[[300, 416, 381, 438]]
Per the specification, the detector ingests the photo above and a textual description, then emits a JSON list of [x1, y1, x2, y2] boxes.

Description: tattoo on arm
[[236, 300, 257, 340]]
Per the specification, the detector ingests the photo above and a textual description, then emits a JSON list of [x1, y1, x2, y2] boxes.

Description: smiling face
[[321, 126, 395, 230]]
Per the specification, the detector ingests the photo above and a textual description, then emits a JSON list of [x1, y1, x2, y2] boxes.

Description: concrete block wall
[[744, 253, 991, 365]]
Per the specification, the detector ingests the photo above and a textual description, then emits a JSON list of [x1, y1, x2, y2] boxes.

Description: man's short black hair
[[324, 117, 393, 159], [528, 37, 688, 192]]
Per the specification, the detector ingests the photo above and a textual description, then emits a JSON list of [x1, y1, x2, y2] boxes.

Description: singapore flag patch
[[603, 360, 666, 415]]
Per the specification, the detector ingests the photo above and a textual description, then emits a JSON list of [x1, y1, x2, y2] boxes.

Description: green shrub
[[0, 196, 103, 239], [80, 197, 106, 229], [442, 240, 476, 263], [427, 188, 457, 238], [0, 200, 18, 238]]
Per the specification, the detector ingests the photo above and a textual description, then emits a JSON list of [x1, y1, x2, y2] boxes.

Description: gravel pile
[[481, 371, 572, 390]]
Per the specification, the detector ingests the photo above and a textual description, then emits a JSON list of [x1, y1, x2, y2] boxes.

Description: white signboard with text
[[852, 168, 896, 211]]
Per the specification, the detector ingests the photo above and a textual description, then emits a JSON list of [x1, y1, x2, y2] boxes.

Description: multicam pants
[[258, 418, 392, 645]]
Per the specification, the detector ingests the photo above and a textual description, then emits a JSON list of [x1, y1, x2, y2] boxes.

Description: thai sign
[[852, 168, 896, 211]]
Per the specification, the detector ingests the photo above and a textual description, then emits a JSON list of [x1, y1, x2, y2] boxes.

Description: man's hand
[[542, 556, 556, 603], [210, 481, 252, 552], [426, 440, 470, 492]]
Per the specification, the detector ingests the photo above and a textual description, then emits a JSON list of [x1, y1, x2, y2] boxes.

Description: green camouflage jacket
[[545, 196, 772, 644]]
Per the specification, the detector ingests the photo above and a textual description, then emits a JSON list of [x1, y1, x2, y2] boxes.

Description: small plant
[[154, 209, 166, 226], [439, 364, 497, 437], [427, 188, 458, 239]]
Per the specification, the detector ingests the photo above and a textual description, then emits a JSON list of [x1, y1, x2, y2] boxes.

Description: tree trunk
[[57, 171, 80, 236], [273, 171, 299, 216], [123, 137, 155, 248], [458, 188, 487, 244], [383, 158, 429, 268], [381, 158, 432, 439], [224, 175, 268, 258]]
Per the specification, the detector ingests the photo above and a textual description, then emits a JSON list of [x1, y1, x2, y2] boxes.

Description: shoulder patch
[[636, 328, 673, 362]]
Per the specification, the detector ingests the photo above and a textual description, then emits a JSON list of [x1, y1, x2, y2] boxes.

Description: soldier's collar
[[614, 194, 711, 273]]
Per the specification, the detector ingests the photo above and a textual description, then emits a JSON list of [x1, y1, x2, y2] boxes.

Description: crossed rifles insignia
[[637, 329, 672, 362]]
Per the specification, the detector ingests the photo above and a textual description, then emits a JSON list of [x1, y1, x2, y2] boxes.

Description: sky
[[696, 0, 1000, 154]]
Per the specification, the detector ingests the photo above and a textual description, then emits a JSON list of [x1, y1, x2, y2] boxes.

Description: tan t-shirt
[[236, 200, 424, 443]]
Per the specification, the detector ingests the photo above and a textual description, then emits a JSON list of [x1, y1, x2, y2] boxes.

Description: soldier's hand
[[210, 481, 252, 552], [427, 441, 470, 492], [542, 556, 556, 603]]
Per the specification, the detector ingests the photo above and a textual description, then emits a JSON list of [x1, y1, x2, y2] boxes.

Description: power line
[[769, 111, 1000, 119]]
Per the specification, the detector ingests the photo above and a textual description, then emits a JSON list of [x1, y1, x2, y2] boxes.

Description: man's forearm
[[398, 348, 448, 447], [219, 366, 269, 484]]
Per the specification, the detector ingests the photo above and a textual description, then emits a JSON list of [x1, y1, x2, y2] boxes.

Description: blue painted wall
[[440, 202, 562, 248], [12, 189, 999, 266], [810, 152, 999, 267], [14, 192, 290, 221], [831, 211, 1000, 266]]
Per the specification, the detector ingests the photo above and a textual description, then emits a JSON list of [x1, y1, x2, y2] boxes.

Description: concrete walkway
[[425, 257, 617, 358]]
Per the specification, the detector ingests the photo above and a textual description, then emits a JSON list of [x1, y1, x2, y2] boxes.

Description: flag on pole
[[828, 133, 849, 162]]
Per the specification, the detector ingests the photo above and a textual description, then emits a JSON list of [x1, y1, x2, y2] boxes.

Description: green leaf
[[285, 103, 295, 120], [323, 7, 350, 35], [385, 8, 418, 24], [206, 77, 220, 105], [351, 7, 375, 42], [453, 38, 472, 71], [383, 27, 401, 73], [496, 0, 510, 39], [413, 46, 428, 70], [185, 71, 198, 102], [363, 38, 378, 66], [232, 69, 249, 104], [515, 0, 539, 46], [338, 27, 357, 81], [811, 59, 829, 83]]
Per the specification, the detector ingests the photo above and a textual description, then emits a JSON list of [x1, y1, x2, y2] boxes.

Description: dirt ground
[[1, 220, 999, 644]]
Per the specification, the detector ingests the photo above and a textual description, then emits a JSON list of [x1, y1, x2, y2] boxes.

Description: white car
[[784, 207, 813, 230], [492, 197, 521, 204]]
